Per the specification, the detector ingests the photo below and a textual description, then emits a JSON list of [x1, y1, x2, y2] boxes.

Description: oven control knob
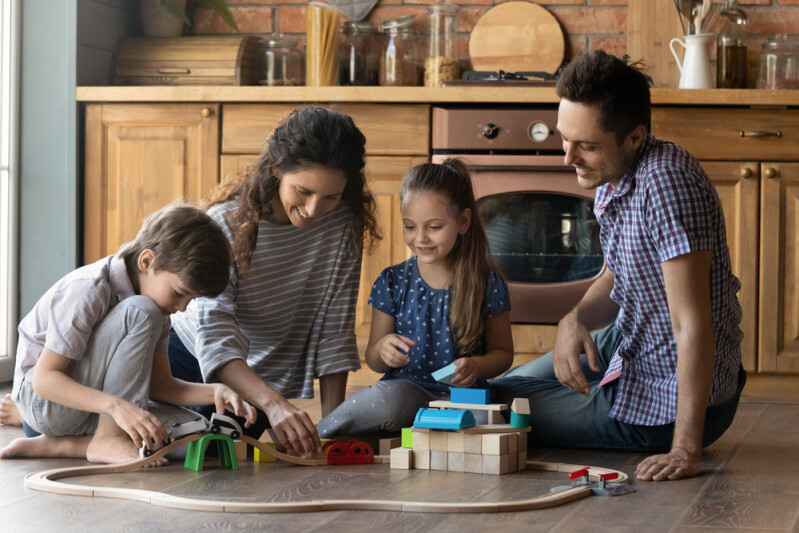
[[481, 123, 499, 139], [528, 121, 550, 142]]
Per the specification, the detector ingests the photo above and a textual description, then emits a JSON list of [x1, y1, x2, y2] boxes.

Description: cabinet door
[[701, 161, 760, 372], [84, 104, 219, 263], [759, 162, 799, 372]]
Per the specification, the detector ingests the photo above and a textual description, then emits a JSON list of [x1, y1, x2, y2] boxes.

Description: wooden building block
[[430, 431, 449, 451], [518, 431, 527, 450], [447, 432, 465, 453], [431, 362, 457, 384], [253, 442, 277, 462], [448, 452, 465, 472], [507, 433, 518, 454], [511, 398, 530, 415], [413, 449, 430, 470], [482, 433, 510, 455], [390, 447, 413, 469], [518, 451, 527, 471], [487, 410, 505, 424], [450, 387, 490, 405], [431, 451, 448, 471], [380, 437, 402, 456], [482, 454, 510, 475], [464, 433, 482, 454], [464, 453, 483, 474], [508, 450, 517, 472], [401, 427, 413, 448], [233, 440, 247, 461], [412, 429, 430, 450], [428, 400, 507, 411]]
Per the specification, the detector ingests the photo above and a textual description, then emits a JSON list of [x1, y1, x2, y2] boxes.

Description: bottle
[[259, 35, 303, 87], [716, 2, 748, 89], [306, 1, 340, 86], [340, 20, 378, 86], [379, 15, 421, 87], [424, 4, 459, 87]]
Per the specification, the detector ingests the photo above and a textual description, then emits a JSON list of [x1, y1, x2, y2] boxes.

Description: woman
[[169, 107, 380, 456]]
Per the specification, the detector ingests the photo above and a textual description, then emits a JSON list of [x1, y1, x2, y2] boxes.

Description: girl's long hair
[[400, 159, 498, 356], [205, 106, 381, 275]]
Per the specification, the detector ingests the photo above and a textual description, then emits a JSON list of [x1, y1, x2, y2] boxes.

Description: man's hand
[[635, 446, 701, 481], [553, 314, 600, 396]]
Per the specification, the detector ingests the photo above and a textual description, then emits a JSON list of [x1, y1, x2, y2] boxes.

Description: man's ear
[[138, 249, 156, 273], [459, 208, 472, 235], [626, 124, 647, 151]]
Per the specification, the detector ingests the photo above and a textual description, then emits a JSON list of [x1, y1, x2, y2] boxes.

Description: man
[[491, 50, 745, 482]]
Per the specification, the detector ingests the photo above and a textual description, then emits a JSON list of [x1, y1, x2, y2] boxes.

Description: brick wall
[[189, 0, 799, 74]]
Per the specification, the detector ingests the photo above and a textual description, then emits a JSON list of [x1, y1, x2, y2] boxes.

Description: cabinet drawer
[[222, 103, 430, 156], [652, 107, 799, 161]]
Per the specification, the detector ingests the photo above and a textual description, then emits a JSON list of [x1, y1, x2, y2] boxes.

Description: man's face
[[556, 99, 644, 190]]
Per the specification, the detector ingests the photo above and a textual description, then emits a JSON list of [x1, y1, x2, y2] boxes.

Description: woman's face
[[271, 166, 348, 228]]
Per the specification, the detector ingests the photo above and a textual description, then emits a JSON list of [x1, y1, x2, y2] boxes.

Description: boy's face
[[137, 250, 198, 315]]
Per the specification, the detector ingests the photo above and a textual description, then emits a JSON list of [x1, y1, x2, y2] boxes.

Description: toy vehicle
[[209, 413, 243, 440], [140, 417, 210, 458]]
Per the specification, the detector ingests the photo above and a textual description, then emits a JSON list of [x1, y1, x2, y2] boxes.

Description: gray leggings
[[16, 295, 199, 436]]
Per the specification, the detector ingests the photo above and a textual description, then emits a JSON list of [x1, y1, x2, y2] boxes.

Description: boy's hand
[[110, 400, 169, 451], [449, 357, 479, 388], [212, 384, 257, 427], [375, 334, 416, 368]]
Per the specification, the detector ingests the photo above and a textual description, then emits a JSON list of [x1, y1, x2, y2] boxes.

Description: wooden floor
[[1, 370, 799, 533]]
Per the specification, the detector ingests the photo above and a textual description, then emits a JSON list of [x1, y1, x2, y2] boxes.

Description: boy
[[0, 203, 255, 464]]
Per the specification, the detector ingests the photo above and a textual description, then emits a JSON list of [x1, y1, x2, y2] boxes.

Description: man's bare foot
[[0, 394, 23, 426], [0, 435, 89, 459]]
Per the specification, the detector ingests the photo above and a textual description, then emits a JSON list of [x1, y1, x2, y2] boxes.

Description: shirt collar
[[600, 133, 657, 202], [110, 254, 137, 303]]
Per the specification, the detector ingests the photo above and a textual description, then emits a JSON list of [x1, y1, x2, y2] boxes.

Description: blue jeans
[[490, 324, 746, 452], [168, 329, 270, 440]]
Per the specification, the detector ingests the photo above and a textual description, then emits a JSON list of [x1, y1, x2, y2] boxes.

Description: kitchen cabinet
[[652, 107, 799, 373], [84, 104, 219, 263]]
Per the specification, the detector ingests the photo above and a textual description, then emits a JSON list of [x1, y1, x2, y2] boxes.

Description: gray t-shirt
[[13, 255, 170, 397], [171, 200, 363, 399]]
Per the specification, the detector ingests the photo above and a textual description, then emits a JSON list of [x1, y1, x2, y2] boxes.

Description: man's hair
[[118, 203, 232, 297], [556, 50, 651, 144]]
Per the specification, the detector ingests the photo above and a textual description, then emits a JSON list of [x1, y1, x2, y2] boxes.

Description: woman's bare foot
[[0, 394, 23, 426], [0, 435, 89, 459]]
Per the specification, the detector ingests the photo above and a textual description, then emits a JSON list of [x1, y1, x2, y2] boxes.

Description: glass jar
[[716, 8, 748, 88], [379, 15, 421, 87], [756, 34, 799, 90], [424, 4, 459, 87], [259, 35, 304, 87], [340, 20, 378, 86], [305, 1, 340, 86]]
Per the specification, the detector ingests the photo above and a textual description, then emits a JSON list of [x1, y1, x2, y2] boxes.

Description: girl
[[317, 159, 514, 437], [168, 107, 381, 457]]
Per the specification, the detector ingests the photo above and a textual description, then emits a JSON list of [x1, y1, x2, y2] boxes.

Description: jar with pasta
[[425, 4, 459, 87], [379, 15, 421, 87], [306, 1, 340, 86]]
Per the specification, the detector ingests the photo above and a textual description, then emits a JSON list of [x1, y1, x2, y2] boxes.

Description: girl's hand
[[212, 384, 257, 428], [110, 399, 169, 451], [449, 357, 479, 388], [375, 334, 417, 368]]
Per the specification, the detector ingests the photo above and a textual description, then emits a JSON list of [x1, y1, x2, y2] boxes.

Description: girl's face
[[401, 190, 471, 267], [271, 166, 347, 228]]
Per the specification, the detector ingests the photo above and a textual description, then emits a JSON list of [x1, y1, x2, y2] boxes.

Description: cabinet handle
[[740, 167, 753, 179], [739, 130, 782, 138], [157, 67, 190, 74], [764, 167, 778, 179], [201, 107, 213, 118]]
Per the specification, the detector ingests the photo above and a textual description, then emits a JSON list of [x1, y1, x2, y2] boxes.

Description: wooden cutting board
[[468, 1, 565, 74]]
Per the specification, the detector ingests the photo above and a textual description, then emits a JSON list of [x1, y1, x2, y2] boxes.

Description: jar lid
[[381, 15, 415, 31], [427, 4, 458, 16], [260, 34, 298, 48], [343, 20, 375, 32]]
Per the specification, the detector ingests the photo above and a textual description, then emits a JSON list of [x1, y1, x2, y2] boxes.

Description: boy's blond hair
[[118, 203, 232, 297]]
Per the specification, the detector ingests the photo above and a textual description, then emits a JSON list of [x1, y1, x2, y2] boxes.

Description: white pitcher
[[669, 33, 716, 89]]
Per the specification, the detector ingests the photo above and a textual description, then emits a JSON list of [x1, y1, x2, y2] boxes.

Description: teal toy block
[[401, 427, 413, 448], [510, 411, 530, 429], [413, 407, 476, 430], [184, 433, 239, 472], [450, 387, 490, 405], [431, 362, 457, 385]]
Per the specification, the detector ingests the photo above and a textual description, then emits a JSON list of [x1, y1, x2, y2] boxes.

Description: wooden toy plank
[[322, 499, 404, 511], [462, 424, 531, 434], [428, 400, 507, 411]]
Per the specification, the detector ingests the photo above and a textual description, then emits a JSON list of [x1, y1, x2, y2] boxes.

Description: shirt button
[[623, 361, 630, 368]]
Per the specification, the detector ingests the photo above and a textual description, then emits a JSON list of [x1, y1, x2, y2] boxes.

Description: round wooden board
[[468, 1, 565, 74]]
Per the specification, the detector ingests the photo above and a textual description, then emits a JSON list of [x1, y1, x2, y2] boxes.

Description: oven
[[432, 105, 605, 324]]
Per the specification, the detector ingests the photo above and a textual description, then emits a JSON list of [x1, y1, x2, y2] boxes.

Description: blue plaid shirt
[[596, 135, 743, 426]]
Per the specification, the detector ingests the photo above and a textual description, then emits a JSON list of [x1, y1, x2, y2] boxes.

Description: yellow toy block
[[254, 442, 277, 463]]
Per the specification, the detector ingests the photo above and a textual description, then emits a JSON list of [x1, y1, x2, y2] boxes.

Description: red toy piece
[[598, 472, 618, 482], [568, 467, 590, 480], [326, 439, 375, 465]]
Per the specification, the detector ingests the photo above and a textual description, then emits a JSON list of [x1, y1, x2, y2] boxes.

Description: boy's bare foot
[[87, 418, 168, 467], [0, 435, 89, 459], [0, 394, 23, 426]]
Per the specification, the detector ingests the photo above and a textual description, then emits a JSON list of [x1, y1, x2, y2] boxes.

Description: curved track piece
[[25, 432, 628, 514]]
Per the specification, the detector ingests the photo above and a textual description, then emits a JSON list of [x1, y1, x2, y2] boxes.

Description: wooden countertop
[[76, 86, 799, 107]]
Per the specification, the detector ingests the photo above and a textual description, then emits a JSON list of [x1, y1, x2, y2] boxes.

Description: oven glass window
[[478, 193, 603, 284]]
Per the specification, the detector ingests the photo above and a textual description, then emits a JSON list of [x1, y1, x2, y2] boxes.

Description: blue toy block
[[450, 387, 490, 405], [413, 408, 476, 430], [431, 363, 457, 385]]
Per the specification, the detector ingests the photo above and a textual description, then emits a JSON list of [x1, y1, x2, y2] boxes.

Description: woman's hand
[[374, 334, 416, 368], [449, 357, 479, 388], [263, 399, 322, 457], [109, 399, 169, 451], [212, 384, 257, 428]]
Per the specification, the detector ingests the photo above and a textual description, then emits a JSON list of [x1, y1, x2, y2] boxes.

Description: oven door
[[432, 154, 606, 324]]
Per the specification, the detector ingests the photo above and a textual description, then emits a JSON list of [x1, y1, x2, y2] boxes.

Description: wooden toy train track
[[25, 433, 630, 513]]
